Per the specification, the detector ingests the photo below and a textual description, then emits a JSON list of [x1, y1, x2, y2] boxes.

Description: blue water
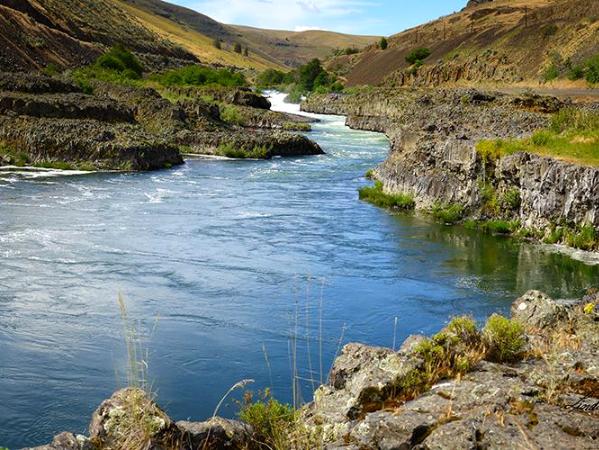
[[1, 94, 598, 448]]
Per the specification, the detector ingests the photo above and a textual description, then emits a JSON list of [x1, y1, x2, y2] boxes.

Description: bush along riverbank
[[23, 290, 599, 449], [0, 48, 322, 171], [303, 88, 599, 252]]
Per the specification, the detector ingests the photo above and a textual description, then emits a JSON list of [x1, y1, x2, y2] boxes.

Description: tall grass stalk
[[392, 316, 399, 351], [262, 343, 274, 390], [318, 280, 324, 385], [305, 280, 316, 394], [117, 294, 148, 391]]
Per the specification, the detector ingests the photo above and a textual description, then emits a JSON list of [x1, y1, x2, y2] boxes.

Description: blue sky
[[172, 0, 467, 36]]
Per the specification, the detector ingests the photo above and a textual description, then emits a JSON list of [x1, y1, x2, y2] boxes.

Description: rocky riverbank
[[302, 88, 599, 251], [25, 290, 599, 449], [0, 73, 323, 171]]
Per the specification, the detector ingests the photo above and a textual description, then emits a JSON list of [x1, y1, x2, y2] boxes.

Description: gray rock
[[177, 417, 256, 450], [511, 290, 569, 329], [21, 432, 81, 450]]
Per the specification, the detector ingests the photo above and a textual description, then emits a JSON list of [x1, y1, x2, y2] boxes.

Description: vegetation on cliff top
[[476, 108, 599, 167]]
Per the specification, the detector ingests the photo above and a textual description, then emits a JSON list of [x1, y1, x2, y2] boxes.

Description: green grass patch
[[431, 202, 464, 224], [565, 224, 597, 251], [477, 109, 599, 167], [216, 143, 270, 159], [0, 142, 29, 166], [358, 181, 415, 210], [219, 104, 244, 125], [239, 390, 297, 450], [282, 121, 311, 131]]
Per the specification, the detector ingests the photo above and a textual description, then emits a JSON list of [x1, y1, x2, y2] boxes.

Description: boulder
[[22, 432, 89, 450], [177, 417, 256, 450], [511, 290, 570, 329], [231, 89, 271, 110], [89, 388, 182, 450]]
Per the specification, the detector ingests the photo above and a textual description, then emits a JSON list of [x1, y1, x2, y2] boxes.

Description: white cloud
[[188, 0, 377, 32], [294, 25, 321, 32]]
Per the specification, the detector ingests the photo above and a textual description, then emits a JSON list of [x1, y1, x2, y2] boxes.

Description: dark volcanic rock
[[183, 129, 324, 159], [0, 92, 134, 123]]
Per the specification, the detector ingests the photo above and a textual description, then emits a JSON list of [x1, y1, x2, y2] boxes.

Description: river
[[0, 92, 597, 448]]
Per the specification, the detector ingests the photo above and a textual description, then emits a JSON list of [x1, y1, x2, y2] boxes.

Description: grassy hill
[[121, 0, 377, 68], [0, 0, 375, 72], [335, 0, 599, 87]]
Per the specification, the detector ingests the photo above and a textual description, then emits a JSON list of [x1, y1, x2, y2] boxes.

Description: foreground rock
[[26, 290, 598, 449], [303, 88, 599, 250]]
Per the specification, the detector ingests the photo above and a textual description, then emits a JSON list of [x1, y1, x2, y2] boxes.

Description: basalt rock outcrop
[[0, 72, 323, 170], [302, 89, 599, 247], [300, 290, 599, 449]]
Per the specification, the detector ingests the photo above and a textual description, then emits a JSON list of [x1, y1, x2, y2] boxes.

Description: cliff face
[[302, 89, 599, 242]]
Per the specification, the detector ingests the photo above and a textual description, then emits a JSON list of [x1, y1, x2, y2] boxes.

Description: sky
[[172, 0, 468, 36]]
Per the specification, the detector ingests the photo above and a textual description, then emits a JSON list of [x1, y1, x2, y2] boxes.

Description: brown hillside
[[341, 0, 599, 86], [0, 0, 197, 71]]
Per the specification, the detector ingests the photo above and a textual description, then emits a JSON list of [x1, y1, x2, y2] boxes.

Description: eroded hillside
[[332, 0, 599, 87]]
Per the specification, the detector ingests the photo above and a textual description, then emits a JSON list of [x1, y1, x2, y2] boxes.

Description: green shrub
[[542, 24, 558, 37], [543, 225, 565, 244], [431, 203, 464, 224], [233, 42, 242, 54], [483, 314, 525, 363], [156, 65, 247, 88], [239, 390, 297, 450], [220, 104, 244, 125], [483, 219, 520, 235], [565, 224, 597, 250], [216, 143, 270, 159], [585, 54, 599, 84], [406, 47, 431, 64], [501, 188, 521, 211], [213, 38, 222, 49], [531, 130, 552, 146], [0, 142, 29, 166], [568, 65, 584, 81], [42, 63, 61, 76], [256, 69, 294, 88], [380, 37, 388, 50], [358, 181, 415, 209], [543, 64, 560, 82], [95, 45, 143, 78]]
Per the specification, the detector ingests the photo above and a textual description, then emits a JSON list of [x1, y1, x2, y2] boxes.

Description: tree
[[213, 38, 222, 49], [244, 47, 249, 57], [298, 58, 325, 91], [379, 37, 388, 50], [234, 42, 242, 54]]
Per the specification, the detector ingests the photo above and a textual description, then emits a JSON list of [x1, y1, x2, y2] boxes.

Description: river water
[[1, 93, 598, 448]]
